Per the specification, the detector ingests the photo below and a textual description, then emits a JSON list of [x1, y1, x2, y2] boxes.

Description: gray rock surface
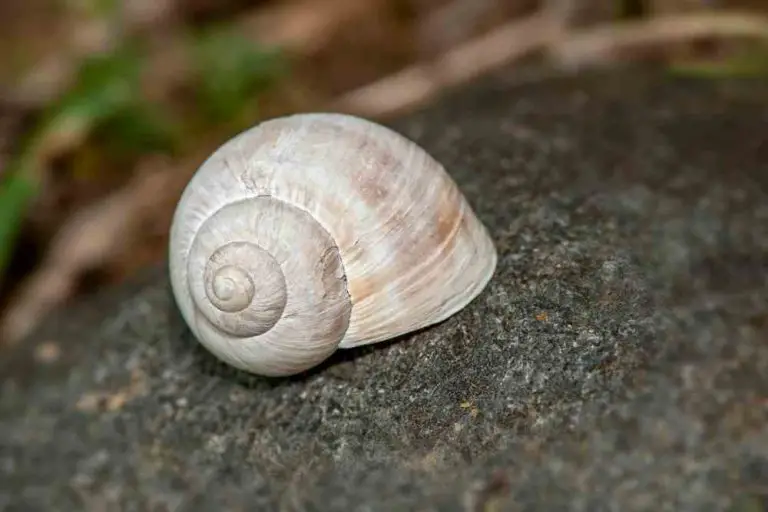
[[2, 67, 767, 511]]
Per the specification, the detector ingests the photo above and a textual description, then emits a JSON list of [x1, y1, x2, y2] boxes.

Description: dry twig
[[334, 8, 768, 118], [550, 10, 768, 68], [333, 9, 566, 118], [239, 0, 390, 54]]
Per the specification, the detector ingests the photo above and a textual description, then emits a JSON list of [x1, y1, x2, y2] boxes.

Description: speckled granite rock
[[2, 68, 767, 512]]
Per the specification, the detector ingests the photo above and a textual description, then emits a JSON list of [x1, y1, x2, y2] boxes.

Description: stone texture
[[1, 67, 767, 511]]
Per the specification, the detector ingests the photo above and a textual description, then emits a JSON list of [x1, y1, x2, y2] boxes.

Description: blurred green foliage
[[0, 46, 149, 287], [0, 24, 286, 287], [53, 46, 145, 126], [191, 27, 287, 124]]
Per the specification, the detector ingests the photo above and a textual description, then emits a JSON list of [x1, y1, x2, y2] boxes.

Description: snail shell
[[169, 113, 497, 377]]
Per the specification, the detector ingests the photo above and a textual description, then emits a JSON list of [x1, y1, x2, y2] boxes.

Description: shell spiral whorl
[[196, 240, 286, 337], [181, 195, 352, 377]]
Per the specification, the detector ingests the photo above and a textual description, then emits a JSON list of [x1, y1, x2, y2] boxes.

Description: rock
[[1, 67, 767, 511]]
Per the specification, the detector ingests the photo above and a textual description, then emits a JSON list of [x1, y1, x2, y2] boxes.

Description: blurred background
[[0, 0, 767, 347]]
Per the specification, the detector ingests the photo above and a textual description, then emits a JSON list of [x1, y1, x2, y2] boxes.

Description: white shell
[[169, 113, 497, 377]]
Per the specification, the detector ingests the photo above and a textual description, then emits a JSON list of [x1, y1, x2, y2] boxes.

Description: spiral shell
[[169, 113, 497, 377]]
